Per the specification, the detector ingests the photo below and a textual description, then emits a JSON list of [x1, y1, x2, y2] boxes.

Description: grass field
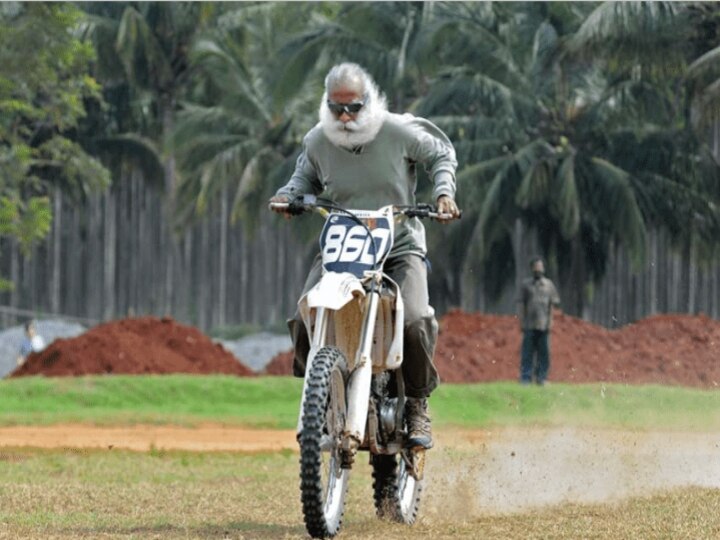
[[0, 448, 718, 539], [1, 375, 719, 538], [1, 375, 720, 430]]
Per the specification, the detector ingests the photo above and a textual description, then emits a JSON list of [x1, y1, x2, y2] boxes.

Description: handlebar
[[269, 195, 461, 221], [399, 203, 461, 221]]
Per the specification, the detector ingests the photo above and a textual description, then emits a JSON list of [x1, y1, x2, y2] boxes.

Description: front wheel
[[299, 347, 349, 538], [371, 453, 423, 524]]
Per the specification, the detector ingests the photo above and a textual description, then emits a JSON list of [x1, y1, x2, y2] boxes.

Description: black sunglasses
[[327, 100, 365, 116]]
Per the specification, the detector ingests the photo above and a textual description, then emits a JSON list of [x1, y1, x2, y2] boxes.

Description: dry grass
[[0, 446, 718, 539]]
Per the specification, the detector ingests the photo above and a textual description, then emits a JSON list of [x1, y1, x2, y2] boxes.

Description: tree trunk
[[648, 230, 658, 315], [51, 187, 62, 314], [103, 188, 116, 321], [8, 239, 20, 325], [162, 94, 177, 316], [218, 188, 228, 328], [687, 236, 697, 314]]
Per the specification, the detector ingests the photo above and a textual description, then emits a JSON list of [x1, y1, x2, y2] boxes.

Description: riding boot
[[405, 397, 433, 449]]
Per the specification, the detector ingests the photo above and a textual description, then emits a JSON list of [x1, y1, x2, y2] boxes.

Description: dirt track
[[0, 424, 295, 452], [2, 424, 719, 514]]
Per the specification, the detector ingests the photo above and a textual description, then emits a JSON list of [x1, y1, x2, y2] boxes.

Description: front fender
[[304, 271, 366, 311]]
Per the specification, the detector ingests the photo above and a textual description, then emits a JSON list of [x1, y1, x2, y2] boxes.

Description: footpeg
[[401, 447, 426, 481]]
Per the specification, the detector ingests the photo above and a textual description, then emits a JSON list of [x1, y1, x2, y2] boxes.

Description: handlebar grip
[[287, 199, 307, 216], [269, 195, 313, 216]]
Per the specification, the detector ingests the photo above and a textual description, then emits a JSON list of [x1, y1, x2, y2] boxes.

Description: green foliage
[[172, 5, 318, 230], [0, 2, 110, 286], [66, 2, 720, 312]]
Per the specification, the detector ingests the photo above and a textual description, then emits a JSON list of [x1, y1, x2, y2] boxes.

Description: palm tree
[[80, 2, 217, 316], [270, 2, 428, 111], [171, 3, 324, 327], [571, 1, 720, 311], [413, 1, 720, 316]]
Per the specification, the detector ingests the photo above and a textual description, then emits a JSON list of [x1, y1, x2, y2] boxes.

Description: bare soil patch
[[10, 311, 720, 388], [0, 424, 294, 452], [266, 311, 720, 387]]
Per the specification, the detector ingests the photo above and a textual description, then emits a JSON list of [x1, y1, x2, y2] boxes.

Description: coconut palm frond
[[580, 78, 675, 131], [691, 77, 720, 132], [180, 138, 259, 216], [191, 37, 271, 122], [173, 105, 249, 147], [513, 139, 555, 181], [587, 157, 646, 267], [217, 3, 285, 31], [415, 69, 533, 119], [230, 147, 285, 226], [115, 6, 174, 91], [551, 153, 580, 239], [429, 116, 515, 143], [455, 155, 511, 214], [531, 20, 560, 75], [416, 17, 528, 91], [687, 43, 720, 88], [77, 14, 126, 83], [272, 24, 396, 106], [635, 172, 720, 248], [454, 139, 507, 168], [515, 161, 549, 210], [570, 1, 688, 64], [95, 134, 164, 189], [477, 159, 519, 237]]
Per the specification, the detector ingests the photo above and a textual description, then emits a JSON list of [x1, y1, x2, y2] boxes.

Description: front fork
[[340, 289, 380, 465], [295, 289, 381, 468]]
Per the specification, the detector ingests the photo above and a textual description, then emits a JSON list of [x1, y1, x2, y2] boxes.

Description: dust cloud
[[422, 427, 720, 517]]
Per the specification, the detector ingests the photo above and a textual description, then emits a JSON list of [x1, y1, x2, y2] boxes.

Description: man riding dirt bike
[[269, 62, 460, 537]]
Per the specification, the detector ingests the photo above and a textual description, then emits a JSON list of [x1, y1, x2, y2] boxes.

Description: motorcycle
[[270, 195, 457, 539]]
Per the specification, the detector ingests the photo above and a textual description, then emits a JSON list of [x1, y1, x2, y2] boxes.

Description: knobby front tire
[[299, 346, 349, 539]]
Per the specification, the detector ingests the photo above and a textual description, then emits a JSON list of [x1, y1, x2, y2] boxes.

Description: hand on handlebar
[[436, 195, 461, 223], [268, 195, 292, 220]]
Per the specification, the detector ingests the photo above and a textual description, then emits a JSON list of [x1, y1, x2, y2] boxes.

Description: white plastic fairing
[[306, 271, 366, 311]]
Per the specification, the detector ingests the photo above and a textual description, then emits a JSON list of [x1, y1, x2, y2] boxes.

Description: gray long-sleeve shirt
[[276, 112, 458, 257]]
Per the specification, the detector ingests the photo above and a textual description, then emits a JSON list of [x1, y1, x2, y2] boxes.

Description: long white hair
[[319, 63, 388, 148]]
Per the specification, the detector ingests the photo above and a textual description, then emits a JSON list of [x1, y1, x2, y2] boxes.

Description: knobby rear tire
[[371, 453, 423, 524], [299, 346, 349, 539]]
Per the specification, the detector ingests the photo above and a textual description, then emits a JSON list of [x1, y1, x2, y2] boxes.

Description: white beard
[[319, 91, 388, 149]]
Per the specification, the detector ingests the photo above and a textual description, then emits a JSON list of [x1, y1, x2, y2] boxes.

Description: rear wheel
[[299, 347, 349, 538], [371, 453, 422, 524]]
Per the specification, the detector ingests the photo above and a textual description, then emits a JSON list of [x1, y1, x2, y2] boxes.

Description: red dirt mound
[[262, 350, 293, 376], [11, 317, 254, 377], [265, 310, 720, 388]]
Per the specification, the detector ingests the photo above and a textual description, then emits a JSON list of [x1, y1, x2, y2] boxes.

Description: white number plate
[[319, 212, 393, 277]]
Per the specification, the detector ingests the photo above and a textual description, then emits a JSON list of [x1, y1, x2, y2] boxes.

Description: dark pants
[[288, 253, 440, 398], [520, 329, 550, 384]]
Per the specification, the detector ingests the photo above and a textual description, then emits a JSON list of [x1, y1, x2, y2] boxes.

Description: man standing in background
[[16, 319, 45, 366], [518, 257, 560, 386]]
